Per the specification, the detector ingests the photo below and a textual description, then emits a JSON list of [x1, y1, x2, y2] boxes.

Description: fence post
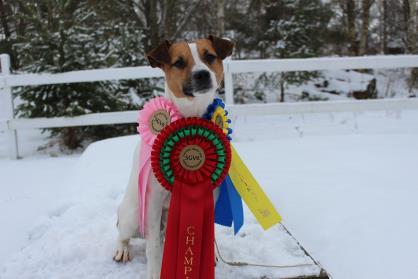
[[223, 60, 234, 105], [0, 54, 19, 159]]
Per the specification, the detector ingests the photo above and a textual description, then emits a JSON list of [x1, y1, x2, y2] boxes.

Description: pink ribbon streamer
[[138, 142, 152, 237], [137, 97, 182, 236]]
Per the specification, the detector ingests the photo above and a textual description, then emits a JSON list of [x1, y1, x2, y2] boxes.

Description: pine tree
[[227, 0, 334, 102], [13, 0, 150, 149]]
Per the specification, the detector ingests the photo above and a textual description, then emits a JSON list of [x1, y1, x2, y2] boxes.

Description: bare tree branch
[[170, 1, 201, 40]]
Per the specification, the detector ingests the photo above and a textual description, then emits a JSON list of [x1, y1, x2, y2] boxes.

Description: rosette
[[203, 98, 232, 140], [137, 97, 182, 236], [151, 117, 231, 279], [204, 98, 244, 234]]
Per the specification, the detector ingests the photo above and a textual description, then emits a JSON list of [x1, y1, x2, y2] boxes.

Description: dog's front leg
[[146, 174, 168, 279], [114, 142, 141, 263]]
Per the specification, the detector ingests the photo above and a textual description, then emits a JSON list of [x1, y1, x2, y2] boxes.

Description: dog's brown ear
[[208, 35, 234, 60], [146, 40, 172, 68]]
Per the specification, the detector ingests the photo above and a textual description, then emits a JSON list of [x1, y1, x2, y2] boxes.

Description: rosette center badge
[[179, 145, 206, 171], [149, 109, 170, 135]]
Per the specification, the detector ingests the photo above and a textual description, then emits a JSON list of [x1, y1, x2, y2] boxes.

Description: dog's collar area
[[184, 91, 194, 97], [193, 90, 210, 96], [182, 87, 213, 97]]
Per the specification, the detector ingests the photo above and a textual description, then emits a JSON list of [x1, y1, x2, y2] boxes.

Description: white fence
[[1, 53, 418, 159]]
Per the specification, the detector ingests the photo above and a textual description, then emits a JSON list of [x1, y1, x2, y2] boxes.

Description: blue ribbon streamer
[[215, 175, 244, 234], [204, 98, 244, 234]]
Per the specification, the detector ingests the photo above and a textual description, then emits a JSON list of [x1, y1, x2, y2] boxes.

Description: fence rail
[[1, 54, 418, 159], [4, 99, 418, 131]]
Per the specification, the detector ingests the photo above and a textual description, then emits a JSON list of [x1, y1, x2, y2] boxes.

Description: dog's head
[[146, 35, 234, 117]]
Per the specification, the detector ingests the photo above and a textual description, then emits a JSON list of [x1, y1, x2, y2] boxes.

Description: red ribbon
[[151, 118, 231, 279], [161, 179, 215, 279]]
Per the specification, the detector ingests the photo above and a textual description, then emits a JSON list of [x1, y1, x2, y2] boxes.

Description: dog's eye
[[172, 58, 186, 69], [204, 52, 217, 64]]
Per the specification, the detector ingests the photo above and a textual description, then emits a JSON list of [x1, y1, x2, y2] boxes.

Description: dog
[[113, 35, 234, 279]]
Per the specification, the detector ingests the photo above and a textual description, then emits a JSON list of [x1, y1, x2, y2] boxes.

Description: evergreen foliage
[[13, 1, 152, 149], [227, 0, 334, 102]]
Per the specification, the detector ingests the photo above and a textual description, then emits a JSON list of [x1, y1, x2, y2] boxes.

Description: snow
[[0, 155, 79, 266], [234, 69, 412, 103], [1, 109, 418, 278], [240, 133, 418, 279], [0, 135, 320, 279]]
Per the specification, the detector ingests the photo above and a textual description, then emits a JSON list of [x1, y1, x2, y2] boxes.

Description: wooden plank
[[0, 54, 19, 159], [9, 111, 138, 129], [3, 66, 164, 87], [280, 225, 330, 279], [216, 222, 330, 279], [223, 62, 234, 105], [227, 98, 418, 116], [226, 55, 418, 74]]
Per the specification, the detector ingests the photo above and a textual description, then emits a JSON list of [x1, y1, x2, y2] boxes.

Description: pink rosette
[[137, 97, 182, 237]]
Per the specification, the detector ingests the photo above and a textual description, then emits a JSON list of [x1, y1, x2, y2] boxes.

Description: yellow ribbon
[[228, 145, 282, 230]]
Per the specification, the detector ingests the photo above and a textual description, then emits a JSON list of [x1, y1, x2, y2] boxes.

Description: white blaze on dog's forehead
[[188, 42, 218, 93], [188, 43, 209, 72], [188, 43, 200, 65]]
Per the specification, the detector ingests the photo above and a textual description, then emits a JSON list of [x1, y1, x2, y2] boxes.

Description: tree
[[380, 0, 404, 54], [128, 0, 203, 47], [225, 0, 335, 102], [404, 0, 417, 54], [359, 0, 373, 55], [0, 0, 25, 69], [262, 0, 334, 102], [379, 0, 388, 53], [340, 0, 358, 55], [0, 0, 12, 57], [403, 0, 418, 96], [216, 0, 225, 36], [14, 0, 145, 149]]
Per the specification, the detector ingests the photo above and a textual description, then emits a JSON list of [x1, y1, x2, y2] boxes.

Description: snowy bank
[[1, 110, 418, 278]]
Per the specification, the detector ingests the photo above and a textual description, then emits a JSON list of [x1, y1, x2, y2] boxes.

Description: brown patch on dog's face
[[195, 38, 225, 85], [162, 42, 195, 98]]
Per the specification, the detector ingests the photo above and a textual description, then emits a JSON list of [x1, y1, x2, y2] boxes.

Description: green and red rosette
[[151, 117, 231, 279]]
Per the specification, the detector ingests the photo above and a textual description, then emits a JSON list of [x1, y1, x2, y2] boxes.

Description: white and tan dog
[[113, 35, 234, 279]]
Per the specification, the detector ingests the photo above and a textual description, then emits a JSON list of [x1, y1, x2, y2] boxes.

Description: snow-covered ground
[[1, 108, 418, 279]]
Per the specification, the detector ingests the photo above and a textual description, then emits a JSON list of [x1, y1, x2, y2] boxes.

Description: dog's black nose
[[193, 70, 210, 81], [192, 70, 212, 92]]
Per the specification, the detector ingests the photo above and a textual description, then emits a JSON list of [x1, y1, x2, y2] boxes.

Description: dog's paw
[[113, 240, 131, 263], [146, 263, 161, 279], [146, 270, 161, 279]]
